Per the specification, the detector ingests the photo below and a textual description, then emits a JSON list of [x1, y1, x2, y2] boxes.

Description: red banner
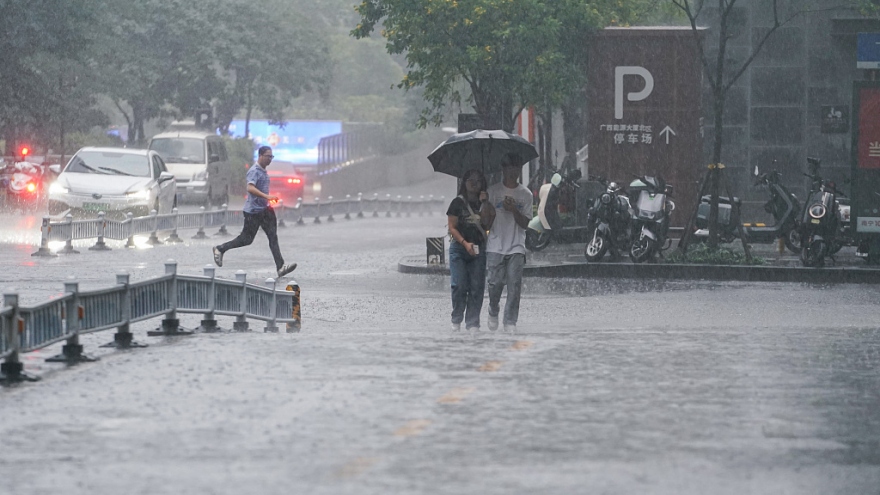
[[858, 88, 880, 169]]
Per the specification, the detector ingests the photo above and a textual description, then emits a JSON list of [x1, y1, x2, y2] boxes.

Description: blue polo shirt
[[243, 164, 270, 213]]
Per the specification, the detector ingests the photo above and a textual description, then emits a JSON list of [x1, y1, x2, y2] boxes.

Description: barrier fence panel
[[129, 278, 171, 322], [176, 276, 212, 314], [19, 298, 69, 352], [34, 191, 446, 255], [0, 306, 11, 359], [77, 287, 126, 334], [245, 285, 274, 321], [214, 282, 243, 316]]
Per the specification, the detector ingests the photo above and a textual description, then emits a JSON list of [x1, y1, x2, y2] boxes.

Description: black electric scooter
[[799, 157, 843, 267], [691, 162, 802, 253], [583, 176, 633, 262]]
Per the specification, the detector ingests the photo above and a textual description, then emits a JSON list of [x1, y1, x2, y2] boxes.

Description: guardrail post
[[286, 280, 301, 333], [199, 265, 220, 332], [0, 293, 39, 384], [295, 197, 305, 226], [124, 212, 136, 248], [146, 209, 162, 245], [406, 196, 412, 217], [327, 196, 335, 222], [103, 273, 147, 349], [166, 208, 183, 243], [264, 278, 279, 333], [148, 260, 192, 336], [427, 195, 434, 216], [396, 195, 403, 217], [439, 196, 446, 215], [215, 203, 230, 236], [418, 195, 425, 217], [192, 207, 208, 239], [233, 271, 249, 332], [314, 197, 322, 224], [277, 200, 287, 228], [31, 216, 57, 257], [344, 195, 352, 220], [89, 212, 112, 251], [357, 193, 364, 219], [386, 194, 392, 217], [46, 280, 97, 364], [59, 214, 79, 254], [373, 193, 380, 218]]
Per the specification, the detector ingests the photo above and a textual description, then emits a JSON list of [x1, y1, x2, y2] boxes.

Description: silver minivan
[[148, 131, 233, 207]]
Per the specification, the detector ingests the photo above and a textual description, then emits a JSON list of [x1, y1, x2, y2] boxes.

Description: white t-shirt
[[486, 182, 533, 255]]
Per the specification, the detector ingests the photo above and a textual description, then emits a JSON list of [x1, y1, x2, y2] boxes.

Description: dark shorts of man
[[216, 207, 284, 270]]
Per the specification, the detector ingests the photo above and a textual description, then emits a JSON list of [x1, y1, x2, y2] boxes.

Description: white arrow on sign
[[659, 126, 676, 144]]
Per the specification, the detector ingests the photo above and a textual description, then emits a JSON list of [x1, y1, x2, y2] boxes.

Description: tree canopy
[[352, 0, 657, 131]]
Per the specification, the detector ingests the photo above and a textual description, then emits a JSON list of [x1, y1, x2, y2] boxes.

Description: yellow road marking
[[437, 387, 476, 404], [335, 457, 378, 478], [510, 340, 533, 351], [394, 419, 432, 437], [478, 360, 503, 372]]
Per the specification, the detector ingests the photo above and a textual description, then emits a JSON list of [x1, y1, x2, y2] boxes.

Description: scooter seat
[[700, 194, 741, 206]]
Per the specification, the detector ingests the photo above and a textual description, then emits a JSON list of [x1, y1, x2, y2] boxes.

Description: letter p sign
[[615, 66, 654, 120]]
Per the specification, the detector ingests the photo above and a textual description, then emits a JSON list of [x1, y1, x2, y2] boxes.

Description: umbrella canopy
[[427, 129, 538, 178]]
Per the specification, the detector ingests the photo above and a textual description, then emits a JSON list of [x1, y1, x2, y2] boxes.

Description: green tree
[[0, 0, 99, 153], [351, 0, 653, 133]]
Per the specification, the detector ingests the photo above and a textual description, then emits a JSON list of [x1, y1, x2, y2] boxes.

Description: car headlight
[[126, 189, 151, 200], [809, 204, 826, 219], [48, 182, 69, 195], [600, 193, 612, 205], [194, 169, 208, 181]]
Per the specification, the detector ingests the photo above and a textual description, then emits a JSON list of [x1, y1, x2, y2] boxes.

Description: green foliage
[[666, 243, 766, 265], [352, 0, 657, 130]]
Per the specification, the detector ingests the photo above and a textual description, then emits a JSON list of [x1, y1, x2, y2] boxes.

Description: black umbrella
[[427, 129, 538, 178]]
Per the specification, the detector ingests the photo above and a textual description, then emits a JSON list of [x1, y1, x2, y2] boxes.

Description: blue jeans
[[449, 241, 487, 328], [487, 252, 526, 325]]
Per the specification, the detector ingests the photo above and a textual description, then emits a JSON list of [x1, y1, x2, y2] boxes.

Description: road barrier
[[32, 193, 446, 256], [0, 261, 301, 384]]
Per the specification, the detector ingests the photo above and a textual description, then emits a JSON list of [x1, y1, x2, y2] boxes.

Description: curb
[[399, 257, 880, 284]]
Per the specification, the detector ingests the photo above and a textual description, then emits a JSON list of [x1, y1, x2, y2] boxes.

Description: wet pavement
[[0, 206, 879, 494]]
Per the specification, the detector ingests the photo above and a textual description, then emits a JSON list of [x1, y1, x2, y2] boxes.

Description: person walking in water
[[481, 154, 532, 332], [212, 146, 297, 278], [446, 169, 489, 331]]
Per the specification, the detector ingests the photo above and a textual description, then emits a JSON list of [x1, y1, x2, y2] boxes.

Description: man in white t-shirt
[[480, 154, 533, 332]]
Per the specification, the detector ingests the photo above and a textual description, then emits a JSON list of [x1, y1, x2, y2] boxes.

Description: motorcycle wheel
[[525, 230, 552, 252], [630, 235, 655, 264], [801, 239, 825, 267], [784, 228, 801, 254], [584, 232, 609, 262]]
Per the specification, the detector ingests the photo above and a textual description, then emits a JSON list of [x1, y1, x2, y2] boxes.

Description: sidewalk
[[400, 241, 880, 284]]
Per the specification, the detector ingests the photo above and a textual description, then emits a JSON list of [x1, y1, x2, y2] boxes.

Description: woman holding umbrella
[[446, 169, 489, 331]]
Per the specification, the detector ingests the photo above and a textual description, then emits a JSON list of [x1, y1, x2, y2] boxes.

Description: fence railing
[[32, 193, 446, 256], [0, 261, 302, 383]]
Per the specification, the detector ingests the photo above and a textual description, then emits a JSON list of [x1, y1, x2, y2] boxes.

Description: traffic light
[[19, 146, 29, 160]]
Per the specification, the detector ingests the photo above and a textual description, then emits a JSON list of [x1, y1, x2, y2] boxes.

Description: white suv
[[149, 131, 233, 207]]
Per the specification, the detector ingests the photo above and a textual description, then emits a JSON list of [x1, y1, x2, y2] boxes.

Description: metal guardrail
[[32, 193, 446, 256], [0, 261, 302, 383]]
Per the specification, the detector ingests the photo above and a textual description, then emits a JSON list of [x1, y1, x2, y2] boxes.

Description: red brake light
[[26, 183, 36, 193], [287, 178, 301, 184], [20, 147, 29, 157]]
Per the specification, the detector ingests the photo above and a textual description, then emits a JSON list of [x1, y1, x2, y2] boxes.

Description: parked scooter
[[799, 157, 843, 267], [691, 162, 802, 253], [583, 176, 633, 262], [0, 161, 47, 212], [526, 168, 596, 251], [629, 175, 675, 263]]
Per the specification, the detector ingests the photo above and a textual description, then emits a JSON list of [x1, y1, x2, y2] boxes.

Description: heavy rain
[[1, 0, 879, 493]]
